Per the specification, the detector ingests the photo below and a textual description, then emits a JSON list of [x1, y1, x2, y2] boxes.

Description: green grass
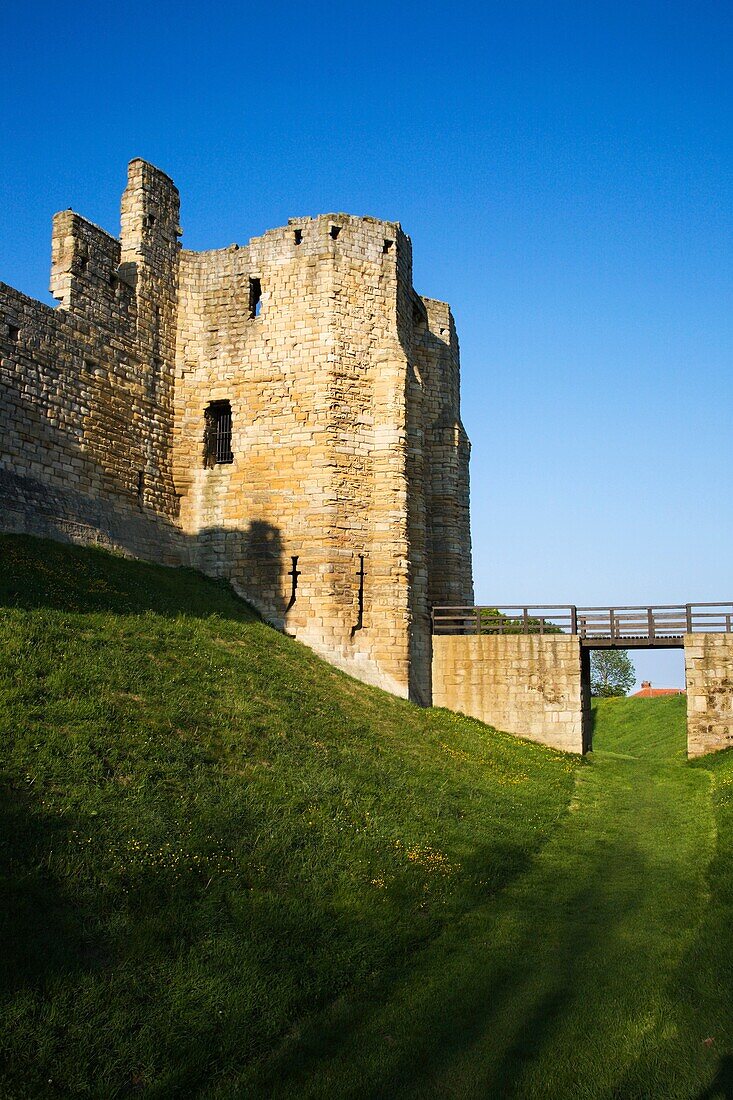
[[251, 695, 733, 1099], [0, 535, 575, 1098], [2, 537, 733, 1098]]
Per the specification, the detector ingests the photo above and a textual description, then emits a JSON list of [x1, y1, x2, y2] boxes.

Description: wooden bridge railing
[[431, 604, 733, 648], [432, 606, 576, 637]]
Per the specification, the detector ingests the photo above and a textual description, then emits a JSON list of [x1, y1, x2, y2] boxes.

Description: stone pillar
[[432, 634, 588, 754], [685, 634, 733, 757], [120, 159, 181, 515]]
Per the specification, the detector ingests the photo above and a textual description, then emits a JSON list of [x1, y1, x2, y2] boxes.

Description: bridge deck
[[432, 604, 733, 649]]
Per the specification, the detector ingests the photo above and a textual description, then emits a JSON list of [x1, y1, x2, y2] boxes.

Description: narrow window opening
[[294, 228, 303, 245], [249, 277, 262, 318], [287, 555, 301, 610], [150, 357, 163, 400], [330, 224, 341, 240], [152, 305, 161, 354], [109, 272, 119, 291], [137, 470, 145, 501], [144, 213, 156, 229], [77, 253, 88, 273], [83, 359, 97, 374], [383, 239, 393, 254], [7, 323, 20, 344], [351, 555, 366, 636], [204, 400, 234, 466]]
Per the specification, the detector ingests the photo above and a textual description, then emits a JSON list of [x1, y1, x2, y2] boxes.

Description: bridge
[[432, 603, 733, 649], [430, 603, 733, 759]]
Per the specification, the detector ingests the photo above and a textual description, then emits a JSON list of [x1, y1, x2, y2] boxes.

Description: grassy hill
[[0, 535, 575, 1098], [2, 535, 733, 1098]]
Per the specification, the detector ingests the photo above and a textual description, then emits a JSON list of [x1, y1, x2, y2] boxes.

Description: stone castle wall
[[0, 161, 184, 562], [0, 159, 473, 701], [432, 634, 590, 754], [172, 215, 472, 699]]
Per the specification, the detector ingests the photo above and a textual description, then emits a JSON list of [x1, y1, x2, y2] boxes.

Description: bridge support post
[[581, 646, 593, 752], [685, 634, 733, 757]]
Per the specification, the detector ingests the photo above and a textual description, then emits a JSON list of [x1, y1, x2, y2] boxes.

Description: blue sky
[[3, 1, 731, 687]]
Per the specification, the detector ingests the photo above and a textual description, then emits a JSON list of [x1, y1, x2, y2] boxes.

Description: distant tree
[[478, 608, 562, 635], [590, 649, 635, 697]]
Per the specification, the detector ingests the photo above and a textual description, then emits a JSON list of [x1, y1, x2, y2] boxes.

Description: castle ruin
[[0, 159, 473, 703]]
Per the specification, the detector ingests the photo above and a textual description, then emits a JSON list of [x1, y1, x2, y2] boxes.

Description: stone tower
[[0, 159, 473, 702]]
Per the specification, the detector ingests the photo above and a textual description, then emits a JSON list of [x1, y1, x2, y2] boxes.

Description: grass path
[[256, 698, 725, 1099]]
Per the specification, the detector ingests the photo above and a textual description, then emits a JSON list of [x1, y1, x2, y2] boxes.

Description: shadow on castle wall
[[191, 519, 288, 629], [397, 298, 470, 704], [0, 520, 288, 630], [0, 370, 291, 621]]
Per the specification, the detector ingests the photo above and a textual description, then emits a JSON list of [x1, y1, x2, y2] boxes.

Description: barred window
[[204, 400, 233, 466]]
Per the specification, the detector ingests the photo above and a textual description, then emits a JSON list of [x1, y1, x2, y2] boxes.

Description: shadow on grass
[[0, 531, 587, 1095], [695, 1055, 733, 1099], [257, 843, 648, 1098], [589, 700, 600, 748], [0, 782, 109, 999]]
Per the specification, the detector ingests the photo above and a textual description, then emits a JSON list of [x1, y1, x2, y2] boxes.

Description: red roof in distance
[[632, 681, 686, 697]]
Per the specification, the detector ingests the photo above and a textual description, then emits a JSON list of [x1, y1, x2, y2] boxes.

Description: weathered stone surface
[[0, 159, 473, 702], [684, 634, 733, 757], [432, 634, 590, 753]]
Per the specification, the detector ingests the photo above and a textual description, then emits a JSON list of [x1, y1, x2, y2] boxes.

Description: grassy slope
[[260, 696, 732, 1099], [0, 536, 576, 1098], [4, 536, 733, 1099]]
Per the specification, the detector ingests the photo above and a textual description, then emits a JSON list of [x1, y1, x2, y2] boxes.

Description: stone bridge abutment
[[432, 634, 592, 754], [684, 635, 733, 757], [431, 606, 733, 758]]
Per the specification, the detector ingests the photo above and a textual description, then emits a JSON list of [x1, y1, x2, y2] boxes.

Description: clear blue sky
[[3, 1, 731, 687]]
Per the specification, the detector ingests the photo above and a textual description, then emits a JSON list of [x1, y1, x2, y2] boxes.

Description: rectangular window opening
[[137, 470, 145, 501], [383, 239, 393, 254], [330, 224, 341, 240], [412, 298, 427, 329], [204, 400, 234, 466], [294, 228, 303, 245], [7, 323, 20, 344], [249, 277, 262, 318]]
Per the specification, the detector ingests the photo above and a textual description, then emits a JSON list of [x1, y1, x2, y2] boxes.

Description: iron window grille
[[204, 400, 234, 466]]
